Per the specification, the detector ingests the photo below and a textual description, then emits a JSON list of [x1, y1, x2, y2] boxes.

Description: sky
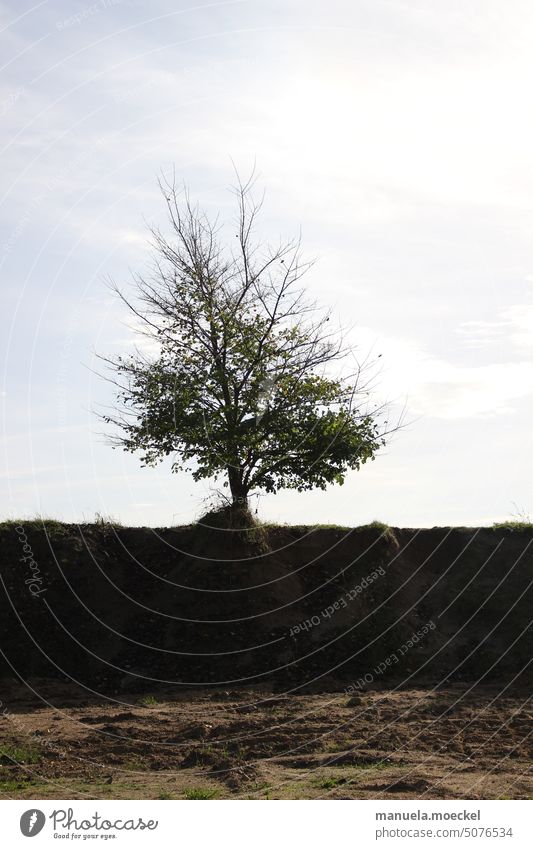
[[1, 0, 533, 528]]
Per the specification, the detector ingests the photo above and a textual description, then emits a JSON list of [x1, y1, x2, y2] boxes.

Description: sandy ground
[[1, 681, 532, 800]]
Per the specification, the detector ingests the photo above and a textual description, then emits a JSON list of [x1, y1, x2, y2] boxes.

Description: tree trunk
[[227, 466, 249, 513]]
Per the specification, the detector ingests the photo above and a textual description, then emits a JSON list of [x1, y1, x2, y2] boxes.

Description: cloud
[[356, 328, 533, 419], [409, 361, 533, 419], [457, 304, 533, 350]]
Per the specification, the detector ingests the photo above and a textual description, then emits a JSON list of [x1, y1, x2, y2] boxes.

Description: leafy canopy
[[101, 173, 391, 504]]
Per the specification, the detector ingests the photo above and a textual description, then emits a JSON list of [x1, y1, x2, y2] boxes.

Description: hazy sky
[[2, 0, 533, 527]]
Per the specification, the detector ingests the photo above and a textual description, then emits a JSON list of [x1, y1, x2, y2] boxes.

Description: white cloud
[[118, 228, 147, 247], [356, 328, 533, 419], [409, 361, 533, 419], [457, 304, 533, 350], [505, 305, 533, 348]]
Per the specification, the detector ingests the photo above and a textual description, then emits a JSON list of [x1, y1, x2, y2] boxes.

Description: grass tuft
[[0, 778, 34, 792], [0, 743, 41, 764], [492, 521, 533, 532], [138, 695, 159, 707], [195, 504, 270, 553], [184, 786, 219, 800], [93, 512, 123, 528], [317, 776, 342, 789]]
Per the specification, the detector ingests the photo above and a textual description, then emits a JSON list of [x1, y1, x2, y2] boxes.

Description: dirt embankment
[[1, 522, 532, 692]]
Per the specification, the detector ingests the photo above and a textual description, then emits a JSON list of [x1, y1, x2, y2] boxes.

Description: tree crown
[[101, 173, 392, 505]]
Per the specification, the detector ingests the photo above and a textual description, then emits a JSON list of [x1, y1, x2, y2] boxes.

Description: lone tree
[[101, 172, 394, 519]]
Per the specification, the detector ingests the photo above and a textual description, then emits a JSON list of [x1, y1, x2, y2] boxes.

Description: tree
[[101, 171, 395, 518]]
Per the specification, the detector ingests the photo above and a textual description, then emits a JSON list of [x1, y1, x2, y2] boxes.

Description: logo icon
[[20, 809, 46, 837]]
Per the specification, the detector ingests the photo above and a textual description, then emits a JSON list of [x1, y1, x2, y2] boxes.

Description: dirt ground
[[1, 680, 531, 800]]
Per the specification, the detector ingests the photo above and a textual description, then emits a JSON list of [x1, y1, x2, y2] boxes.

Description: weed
[[250, 781, 271, 793], [360, 520, 398, 546], [324, 738, 352, 753], [0, 778, 34, 792], [121, 757, 148, 772], [318, 777, 342, 789], [0, 743, 41, 765], [352, 759, 389, 770], [492, 521, 533, 532], [184, 786, 219, 800], [195, 505, 270, 553], [1, 517, 71, 536], [93, 512, 123, 528], [138, 695, 159, 707]]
